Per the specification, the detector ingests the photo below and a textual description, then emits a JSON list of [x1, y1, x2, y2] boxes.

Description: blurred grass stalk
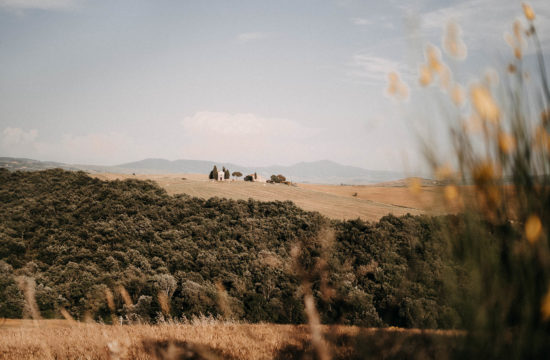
[[412, 2, 550, 358]]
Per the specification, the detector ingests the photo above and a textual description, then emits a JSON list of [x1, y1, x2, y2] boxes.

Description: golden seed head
[[387, 73, 397, 95], [522, 3, 535, 21], [486, 185, 502, 207], [157, 291, 170, 315], [498, 132, 516, 154], [60, 308, 74, 322], [505, 21, 526, 56], [508, 64, 517, 73], [426, 44, 443, 73], [534, 126, 550, 151], [435, 164, 454, 180], [525, 214, 542, 244], [387, 71, 409, 100], [418, 64, 432, 86], [408, 177, 422, 194], [117, 285, 133, 307], [443, 22, 467, 60], [470, 84, 500, 123], [444, 185, 459, 202], [513, 20, 522, 39], [105, 288, 115, 312], [514, 47, 522, 59], [473, 161, 495, 183]]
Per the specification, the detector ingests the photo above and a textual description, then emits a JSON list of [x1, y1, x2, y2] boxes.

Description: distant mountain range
[[116, 158, 407, 184], [0, 157, 408, 184]]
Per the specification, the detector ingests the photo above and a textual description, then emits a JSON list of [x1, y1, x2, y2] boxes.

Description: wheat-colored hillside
[[92, 173, 451, 221]]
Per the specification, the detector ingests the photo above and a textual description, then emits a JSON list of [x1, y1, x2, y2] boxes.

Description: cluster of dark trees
[[243, 172, 257, 182], [208, 166, 231, 180], [0, 169, 470, 328], [268, 174, 287, 184]]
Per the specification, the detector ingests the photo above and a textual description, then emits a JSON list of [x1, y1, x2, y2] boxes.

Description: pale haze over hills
[[117, 158, 407, 184]]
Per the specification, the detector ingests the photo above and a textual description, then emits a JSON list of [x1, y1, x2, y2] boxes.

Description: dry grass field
[[296, 182, 452, 214], [93, 173, 453, 221], [0, 320, 463, 360]]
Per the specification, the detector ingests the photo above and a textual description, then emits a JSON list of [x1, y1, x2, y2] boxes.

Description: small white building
[[255, 174, 266, 183], [217, 171, 225, 181], [246, 173, 266, 182]]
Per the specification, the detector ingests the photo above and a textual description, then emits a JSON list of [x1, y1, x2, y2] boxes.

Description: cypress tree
[[212, 166, 218, 180]]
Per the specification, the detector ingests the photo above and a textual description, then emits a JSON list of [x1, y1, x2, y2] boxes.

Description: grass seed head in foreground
[[397, 2, 550, 358]]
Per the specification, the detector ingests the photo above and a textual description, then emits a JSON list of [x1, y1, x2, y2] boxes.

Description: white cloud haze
[[351, 17, 370, 26], [347, 54, 409, 84], [180, 112, 322, 165], [1, 127, 38, 147], [0, 0, 79, 10], [236, 32, 270, 44], [1, 127, 140, 165]]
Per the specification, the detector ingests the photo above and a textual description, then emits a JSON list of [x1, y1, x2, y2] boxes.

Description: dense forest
[[0, 169, 468, 328]]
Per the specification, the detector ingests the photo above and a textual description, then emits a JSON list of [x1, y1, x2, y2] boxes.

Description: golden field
[[93, 173, 455, 221], [0, 320, 464, 360]]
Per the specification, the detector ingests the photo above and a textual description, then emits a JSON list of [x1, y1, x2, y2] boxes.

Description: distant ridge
[[0, 157, 407, 185], [0, 157, 134, 174], [116, 158, 406, 184]]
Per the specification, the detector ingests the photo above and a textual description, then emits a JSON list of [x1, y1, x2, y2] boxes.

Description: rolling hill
[[92, 173, 451, 221]]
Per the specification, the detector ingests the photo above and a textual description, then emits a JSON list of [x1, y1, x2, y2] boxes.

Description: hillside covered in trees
[[0, 169, 468, 328]]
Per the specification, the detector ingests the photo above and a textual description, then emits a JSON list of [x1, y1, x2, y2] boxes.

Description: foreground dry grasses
[[0, 320, 464, 360], [93, 173, 454, 221]]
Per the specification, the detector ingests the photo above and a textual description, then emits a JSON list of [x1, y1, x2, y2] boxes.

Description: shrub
[[270, 174, 286, 183]]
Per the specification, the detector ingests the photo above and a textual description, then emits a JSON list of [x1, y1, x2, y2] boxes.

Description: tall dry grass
[[0, 321, 302, 360], [0, 320, 464, 360], [388, 2, 550, 358]]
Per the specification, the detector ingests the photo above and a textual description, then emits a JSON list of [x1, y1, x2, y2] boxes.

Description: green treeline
[[0, 169, 468, 328]]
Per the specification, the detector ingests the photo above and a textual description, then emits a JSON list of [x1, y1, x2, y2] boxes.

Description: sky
[[0, 0, 549, 171]]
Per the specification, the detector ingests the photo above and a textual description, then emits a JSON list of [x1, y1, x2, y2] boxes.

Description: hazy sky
[[1, 0, 549, 171]]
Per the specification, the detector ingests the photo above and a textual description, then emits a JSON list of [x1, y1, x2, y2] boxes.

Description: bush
[[270, 174, 286, 183]]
